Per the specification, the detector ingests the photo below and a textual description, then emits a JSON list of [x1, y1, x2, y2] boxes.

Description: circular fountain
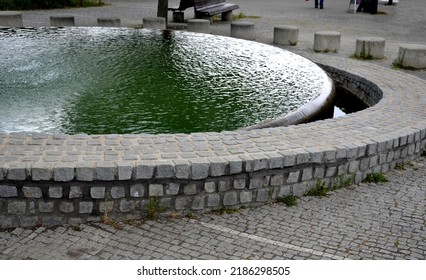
[[0, 27, 333, 135]]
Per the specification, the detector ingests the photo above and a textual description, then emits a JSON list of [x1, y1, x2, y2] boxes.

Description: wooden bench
[[168, 0, 194, 12], [194, 0, 239, 21], [168, 0, 194, 23]]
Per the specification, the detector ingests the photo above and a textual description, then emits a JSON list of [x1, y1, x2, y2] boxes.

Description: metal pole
[[157, 0, 169, 20]]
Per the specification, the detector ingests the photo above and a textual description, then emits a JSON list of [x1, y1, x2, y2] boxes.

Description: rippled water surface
[[0, 27, 328, 134]]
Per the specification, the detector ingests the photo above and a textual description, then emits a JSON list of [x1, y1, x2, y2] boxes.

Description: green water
[[0, 27, 328, 134]]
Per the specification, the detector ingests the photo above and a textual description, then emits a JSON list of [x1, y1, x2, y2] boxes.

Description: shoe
[[320, 6, 323, 9], [315, 6, 318, 8]]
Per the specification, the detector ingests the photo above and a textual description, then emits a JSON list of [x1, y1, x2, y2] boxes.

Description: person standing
[[315, 0, 324, 9]]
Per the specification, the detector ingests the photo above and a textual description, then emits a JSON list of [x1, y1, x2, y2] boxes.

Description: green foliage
[[363, 173, 389, 183], [276, 195, 298, 207], [0, 0, 104, 10], [306, 180, 329, 197], [210, 207, 240, 215], [232, 12, 261, 20], [146, 197, 165, 220]]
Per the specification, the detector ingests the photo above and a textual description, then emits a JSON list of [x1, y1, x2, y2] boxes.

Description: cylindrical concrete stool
[[143, 17, 166, 30], [355, 37, 385, 59], [50, 16, 75, 27], [0, 11, 24, 27], [231, 21, 255, 40], [314, 31, 341, 53], [396, 44, 426, 69], [97, 17, 121, 27], [273, 25, 299, 46], [187, 19, 210, 33]]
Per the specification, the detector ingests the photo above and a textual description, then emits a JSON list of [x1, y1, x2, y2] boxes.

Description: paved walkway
[[1, 0, 425, 260]]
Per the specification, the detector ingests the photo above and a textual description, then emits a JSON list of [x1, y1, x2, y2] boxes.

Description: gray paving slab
[[0, 0, 425, 260]]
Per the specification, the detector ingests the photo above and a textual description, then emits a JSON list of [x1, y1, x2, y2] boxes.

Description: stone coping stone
[[355, 37, 386, 59], [396, 44, 426, 69], [314, 31, 341, 53], [273, 25, 299, 46], [187, 19, 210, 33], [1, 56, 426, 181], [231, 21, 255, 40], [143, 17, 166, 30], [50, 16, 75, 27], [0, 11, 24, 27]]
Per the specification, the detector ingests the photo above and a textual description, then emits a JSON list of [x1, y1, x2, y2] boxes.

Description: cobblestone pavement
[[1, 156, 425, 260], [1, 0, 425, 260]]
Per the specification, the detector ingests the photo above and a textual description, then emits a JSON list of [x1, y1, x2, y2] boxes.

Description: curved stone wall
[[1, 56, 426, 229]]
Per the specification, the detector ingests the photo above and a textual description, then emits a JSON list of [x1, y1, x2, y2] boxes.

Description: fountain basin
[[0, 27, 332, 134]]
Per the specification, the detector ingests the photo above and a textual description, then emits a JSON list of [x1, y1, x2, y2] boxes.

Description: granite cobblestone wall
[[1, 63, 426, 229]]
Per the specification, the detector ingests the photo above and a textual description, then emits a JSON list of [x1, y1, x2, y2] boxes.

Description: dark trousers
[[315, 0, 324, 8]]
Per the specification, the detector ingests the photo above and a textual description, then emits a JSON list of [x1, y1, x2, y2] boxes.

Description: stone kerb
[[231, 21, 255, 40], [355, 37, 386, 59], [187, 19, 210, 33], [1, 57, 426, 229], [396, 44, 426, 69], [273, 25, 299, 46], [143, 17, 166, 30], [97, 17, 121, 27], [50, 16, 75, 27], [0, 11, 24, 27], [314, 31, 341, 53]]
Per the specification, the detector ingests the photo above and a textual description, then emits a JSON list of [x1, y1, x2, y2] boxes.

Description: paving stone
[[90, 187, 105, 199], [69, 186, 83, 198], [7, 201, 26, 215], [54, 164, 74, 182], [79, 202, 93, 214], [130, 184, 145, 198], [95, 162, 116, 181], [149, 184, 164, 196], [76, 163, 95, 181], [48, 186, 63, 198], [135, 161, 155, 179], [22, 186, 42, 198], [0, 185, 18, 198]]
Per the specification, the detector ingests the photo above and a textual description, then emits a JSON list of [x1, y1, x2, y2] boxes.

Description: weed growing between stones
[[209, 208, 240, 215], [232, 13, 261, 20], [101, 199, 122, 230], [276, 195, 298, 207], [306, 180, 329, 197], [363, 173, 389, 183], [395, 161, 414, 170], [146, 197, 165, 220], [185, 213, 198, 219]]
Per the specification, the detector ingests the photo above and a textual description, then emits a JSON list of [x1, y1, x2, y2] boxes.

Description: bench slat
[[168, 0, 194, 11], [194, 0, 239, 17], [196, 3, 239, 15], [194, 0, 225, 8]]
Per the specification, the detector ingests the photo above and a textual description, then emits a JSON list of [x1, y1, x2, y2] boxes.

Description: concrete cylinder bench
[[231, 21, 255, 40], [314, 31, 341, 53], [143, 17, 166, 30], [0, 11, 24, 27], [50, 16, 75, 27], [97, 17, 121, 27], [273, 25, 299, 46], [395, 44, 426, 69], [187, 19, 210, 33], [355, 37, 385, 59]]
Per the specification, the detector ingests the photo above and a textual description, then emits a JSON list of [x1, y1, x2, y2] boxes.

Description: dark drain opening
[[333, 85, 369, 118]]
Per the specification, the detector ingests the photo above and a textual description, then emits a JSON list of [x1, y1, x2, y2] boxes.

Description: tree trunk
[[157, 0, 169, 19]]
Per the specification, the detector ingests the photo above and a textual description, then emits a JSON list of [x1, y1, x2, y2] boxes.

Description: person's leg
[[320, 0, 324, 9], [315, 0, 319, 8]]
